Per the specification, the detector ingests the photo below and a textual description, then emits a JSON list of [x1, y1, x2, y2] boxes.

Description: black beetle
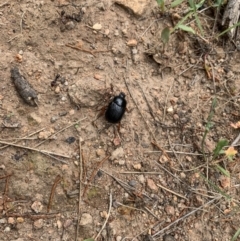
[[105, 92, 127, 123]]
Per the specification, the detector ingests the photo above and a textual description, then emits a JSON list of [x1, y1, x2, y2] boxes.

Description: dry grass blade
[[95, 191, 112, 240], [152, 196, 221, 238], [157, 183, 187, 200], [75, 137, 83, 241]]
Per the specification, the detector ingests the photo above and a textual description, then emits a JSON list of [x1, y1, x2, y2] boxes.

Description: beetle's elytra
[[105, 92, 127, 123]]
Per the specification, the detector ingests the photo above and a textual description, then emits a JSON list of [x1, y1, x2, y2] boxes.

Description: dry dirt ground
[[1, 0, 240, 240]]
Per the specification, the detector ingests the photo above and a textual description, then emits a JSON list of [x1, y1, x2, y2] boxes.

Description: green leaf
[[177, 24, 195, 34], [161, 27, 170, 44], [171, 0, 184, 8], [156, 0, 165, 11], [194, 13, 203, 35], [195, 0, 205, 9], [231, 228, 240, 241], [213, 139, 228, 159], [188, 0, 196, 11], [215, 164, 230, 177]]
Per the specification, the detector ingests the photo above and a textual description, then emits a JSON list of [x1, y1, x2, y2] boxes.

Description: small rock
[[94, 74, 102, 80], [100, 211, 108, 219], [163, 234, 176, 241], [80, 213, 93, 226], [110, 147, 124, 161], [63, 219, 73, 228], [122, 29, 127, 36], [16, 217, 24, 223], [55, 86, 61, 94], [8, 217, 15, 224], [159, 155, 168, 163], [4, 226, 10, 232], [165, 205, 175, 215], [96, 149, 105, 157], [65, 136, 76, 144], [96, 2, 105, 11], [29, 113, 42, 124], [180, 172, 186, 179], [92, 23, 102, 30], [116, 236, 122, 241], [133, 163, 141, 170], [0, 218, 7, 224], [34, 219, 44, 229], [104, 29, 110, 35], [167, 106, 174, 113], [127, 39, 138, 47], [50, 116, 59, 123], [138, 175, 145, 184], [114, 30, 119, 36], [128, 180, 137, 187], [65, 21, 75, 30], [57, 220, 62, 229], [69, 109, 75, 115], [118, 159, 125, 165], [115, 0, 152, 16], [132, 48, 138, 54], [31, 201, 43, 213], [147, 179, 158, 192]]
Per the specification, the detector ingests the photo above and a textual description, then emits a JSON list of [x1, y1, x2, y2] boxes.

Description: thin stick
[[120, 172, 162, 174], [162, 78, 175, 122], [20, 10, 26, 34], [47, 175, 62, 213], [82, 155, 109, 197], [75, 137, 83, 241], [34, 118, 86, 148], [157, 183, 187, 200], [151, 141, 171, 162], [95, 191, 112, 240], [152, 196, 221, 238], [144, 150, 203, 156], [0, 127, 45, 150], [116, 201, 146, 213], [0, 140, 70, 158]]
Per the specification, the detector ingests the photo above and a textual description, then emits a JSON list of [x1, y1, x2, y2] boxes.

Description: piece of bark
[[10, 67, 38, 106], [222, 0, 240, 38]]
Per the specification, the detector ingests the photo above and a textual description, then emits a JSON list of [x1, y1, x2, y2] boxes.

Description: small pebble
[[65, 21, 75, 30], [118, 160, 125, 165], [128, 180, 137, 187], [4, 226, 10, 232], [65, 137, 76, 144], [34, 219, 44, 229], [8, 217, 15, 224], [138, 175, 145, 184], [50, 116, 59, 123], [55, 86, 61, 93]]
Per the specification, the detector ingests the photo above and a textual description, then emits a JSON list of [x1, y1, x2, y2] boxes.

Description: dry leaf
[[219, 175, 231, 189]]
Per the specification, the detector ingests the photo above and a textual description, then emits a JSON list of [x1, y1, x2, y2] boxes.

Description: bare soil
[[1, 1, 240, 241]]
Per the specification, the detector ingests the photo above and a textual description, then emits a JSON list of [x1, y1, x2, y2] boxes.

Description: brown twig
[[47, 175, 62, 213], [75, 137, 83, 241], [152, 196, 221, 238], [157, 183, 187, 200], [95, 191, 112, 240], [82, 155, 110, 198], [6, 212, 59, 220], [34, 118, 86, 148], [0, 127, 45, 150], [0, 140, 70, 159], [66, 44, 111, 57], [151, 141, 171, 162]]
